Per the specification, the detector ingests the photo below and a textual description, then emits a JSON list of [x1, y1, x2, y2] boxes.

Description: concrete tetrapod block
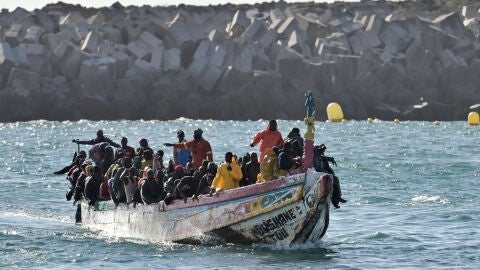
[[234, 47, 253, 73], [208, 29, 225, 44], [54, 41, 88, 79], [239, 19, 266, 45], [433, 12, 470, 39], [258, 28, 277, 49], [5, 24, 24, 47], [101, 25, 123, 44], [379, 22, 412, 52], [139, 31, 163, 49], [0, 42, 19, 75], [150, 46, 164, 70], [7, 67, 41, 90], [193, 40, 211, 61], [24, 25, 45, 43], [365, 15, 385, 35], [42, 33, 60, 51], [127, 40, 150, 60], [58, 25, 82, 43], [288, 30, 305, 54], [81, 31, 101, 53], [163, 48, 181, 71], [198, 65, 225, 92], [60, 11, 86, 26], [461, 5, 478, 20], [210, 45, 226, 68], [13, 46, 29, 67], [187, 57, 207, 80], [348, 30, 382, 55], [229, 10, 250, 38]]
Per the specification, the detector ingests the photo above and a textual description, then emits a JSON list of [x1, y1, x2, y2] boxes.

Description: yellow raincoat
[[256, 148, 278, 183], [211, 160, 243, 192]]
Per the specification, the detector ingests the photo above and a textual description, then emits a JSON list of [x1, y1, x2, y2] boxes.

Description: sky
[[1, 0, 343, 12]]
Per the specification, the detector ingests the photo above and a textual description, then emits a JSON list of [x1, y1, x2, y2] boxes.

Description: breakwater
[[1, 1, 480, 121]]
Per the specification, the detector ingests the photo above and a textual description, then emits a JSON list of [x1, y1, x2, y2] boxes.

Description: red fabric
[[175, 138, 213, 169], [99, 180, 111, 200], [251, 128, 284, 162]]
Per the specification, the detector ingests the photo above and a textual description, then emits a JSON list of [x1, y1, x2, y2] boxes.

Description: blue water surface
[[0, 119, 478, 269]]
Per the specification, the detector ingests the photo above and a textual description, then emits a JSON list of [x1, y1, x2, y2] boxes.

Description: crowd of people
[[60, 120, 347, 222]]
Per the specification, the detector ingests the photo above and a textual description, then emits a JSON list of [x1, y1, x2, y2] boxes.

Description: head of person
[[193, 128, 203, 140], [268, 120, 277, 131], [207, 162, 217, 175], [177, 130, 185, 142], [78, 150, 87, 159], [291, 127, 300, 134], [146, 169, 154, 180], [139, 138, 148, 148], [96, 129, 104, 139], [156, 150, 164, 159], [185, 162, 196, 175], [225, 152, 233, 163], [250, 152, 258, 163], [174, 165, 184, 176], [121, 137, 128, 147], [314, 144, 327, 155]]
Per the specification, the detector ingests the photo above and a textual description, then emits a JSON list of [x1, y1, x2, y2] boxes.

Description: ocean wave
[[411, 195, 450, 204]]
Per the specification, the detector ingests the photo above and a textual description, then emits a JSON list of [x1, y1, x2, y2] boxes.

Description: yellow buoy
[[326, 102, 344, 122], [367, 117, 373, 123], [434, 120, 440, 125], [468, 112, 479, 125], [394, 118, 400, 124]]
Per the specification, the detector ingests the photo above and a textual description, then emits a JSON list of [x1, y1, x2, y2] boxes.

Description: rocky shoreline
[[1, 0, 480, 122]]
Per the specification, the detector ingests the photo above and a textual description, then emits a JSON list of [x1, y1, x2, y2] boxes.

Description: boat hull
[[81, 169, 332, 245]]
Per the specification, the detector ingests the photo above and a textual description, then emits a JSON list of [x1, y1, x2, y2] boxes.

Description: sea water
[[0, 119, 478, 269]]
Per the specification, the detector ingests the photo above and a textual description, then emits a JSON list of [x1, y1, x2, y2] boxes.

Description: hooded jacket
[[251, 123, 284, 162], [211, 160, 242, 192], [256, 148, 278, 183]]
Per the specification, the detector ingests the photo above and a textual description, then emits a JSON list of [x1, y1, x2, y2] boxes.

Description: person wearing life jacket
[[313, 144, 347, 208], [115, 137, 136, 161], [173, 130, 191, 166], [210, 152, 243, 193], [250, 120, 284, 163], [256, 147, 279, 183], [164, 128, 213, 169], [72, 129, 120, 148]]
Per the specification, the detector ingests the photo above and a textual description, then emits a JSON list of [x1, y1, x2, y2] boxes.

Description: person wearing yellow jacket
[[210, 152, 243, 193], [256, 147, 279, 184]]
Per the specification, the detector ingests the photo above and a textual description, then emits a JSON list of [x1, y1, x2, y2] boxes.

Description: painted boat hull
[[81, 168, 332, 245]]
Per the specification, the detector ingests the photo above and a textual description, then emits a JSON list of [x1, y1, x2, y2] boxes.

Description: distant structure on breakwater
[[0, 1, 480, 122]]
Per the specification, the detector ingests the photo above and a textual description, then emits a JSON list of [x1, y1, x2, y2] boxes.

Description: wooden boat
[[79, 91, 335, 245], [81, 169, 332, 245]]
